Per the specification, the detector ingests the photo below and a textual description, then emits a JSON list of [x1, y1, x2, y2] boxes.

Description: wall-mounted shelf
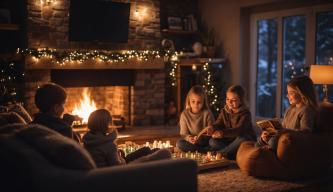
[[161, 29, 198, 35], [179, 57, 225, 66], [0, 23, 20, 31]]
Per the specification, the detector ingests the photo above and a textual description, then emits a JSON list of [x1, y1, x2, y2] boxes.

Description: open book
[[194, 127, 210, 143], [256, 119, 283, 136]]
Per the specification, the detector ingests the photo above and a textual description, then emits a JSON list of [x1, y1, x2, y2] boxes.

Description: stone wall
[[132, 70, 165, 125], [24, 0, 167, 126], [26, 0, 161, 49]]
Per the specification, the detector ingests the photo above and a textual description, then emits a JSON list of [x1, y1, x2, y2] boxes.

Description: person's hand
[[206, 126, 214, 136], [118, 149, 126, 158], [212, 130, 223, 138], [188, 136, 198, 144], [260, 130, 270, 143]]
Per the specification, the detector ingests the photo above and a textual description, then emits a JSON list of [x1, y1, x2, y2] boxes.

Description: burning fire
[[72, 88, 97, 124]]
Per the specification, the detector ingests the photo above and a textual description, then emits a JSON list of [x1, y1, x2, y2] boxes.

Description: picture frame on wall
[[167, 16, 183, 30]]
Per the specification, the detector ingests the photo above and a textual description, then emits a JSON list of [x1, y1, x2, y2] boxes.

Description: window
[[281, 16, 306, 113], [255, 19, 278, 117], [251, 4, 333, 119], [316, 11, 333, 102]]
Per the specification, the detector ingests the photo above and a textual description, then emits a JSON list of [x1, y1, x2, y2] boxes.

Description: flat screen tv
[[69, 0, 130, 43]]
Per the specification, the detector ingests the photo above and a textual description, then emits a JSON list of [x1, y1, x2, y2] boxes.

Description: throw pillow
[[17, 124, 96, 170]]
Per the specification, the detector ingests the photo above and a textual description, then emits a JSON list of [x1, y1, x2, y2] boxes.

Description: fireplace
[[51, 69, 134, 126], [24, 66, 166, 126]]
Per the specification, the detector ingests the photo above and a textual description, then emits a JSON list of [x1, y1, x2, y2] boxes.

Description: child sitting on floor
[[82, 109, 171, 168], [176, 85, 215, 153], [205, 85, 256, 159]]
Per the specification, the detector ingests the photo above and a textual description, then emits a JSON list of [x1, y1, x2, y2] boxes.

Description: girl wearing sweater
[[176, 85, 215, 152], [206, 85, 255, 159], [257, 75, 318, 150], [82, 109, 171, 168]]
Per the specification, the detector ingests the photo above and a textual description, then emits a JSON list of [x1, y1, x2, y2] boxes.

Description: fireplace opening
[[64, 86, 132, 128], [51, 69, 134, 127]]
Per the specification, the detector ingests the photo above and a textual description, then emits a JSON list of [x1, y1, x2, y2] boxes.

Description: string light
[[168, 59, 222, 115], [19, 48, 173, 67], [0, 58, 24, 103]]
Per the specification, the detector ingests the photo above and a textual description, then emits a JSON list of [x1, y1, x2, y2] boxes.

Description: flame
[[72, 88, 97, 124]]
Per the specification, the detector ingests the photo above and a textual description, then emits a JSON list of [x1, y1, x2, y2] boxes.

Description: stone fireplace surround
[[24, 60, 166, 126], [25, 0, 168, 126]]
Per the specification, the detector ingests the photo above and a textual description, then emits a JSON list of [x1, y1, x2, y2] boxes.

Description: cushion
[[277, 132, 332, 178], [8, 104, 32, 123], [0, 111, 26, 126], [0, 123, 26, 135], [17, 124, 96, 170], [236, 141, 287, 179]]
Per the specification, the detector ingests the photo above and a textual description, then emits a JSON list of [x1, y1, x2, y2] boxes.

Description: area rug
[[198, 163, 333, 192]]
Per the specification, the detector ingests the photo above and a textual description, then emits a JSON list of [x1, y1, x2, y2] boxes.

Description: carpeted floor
[[198, 163, 333, 192]]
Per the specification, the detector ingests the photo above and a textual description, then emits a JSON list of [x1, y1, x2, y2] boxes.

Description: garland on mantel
[[18, 48, 221, 113], [18, 48, 175, 65]]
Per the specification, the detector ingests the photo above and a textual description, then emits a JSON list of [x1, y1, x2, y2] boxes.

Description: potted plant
[[201, 27, 216, 58]]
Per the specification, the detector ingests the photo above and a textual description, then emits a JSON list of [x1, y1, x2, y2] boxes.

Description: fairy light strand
[[19, 48, 172, 67]]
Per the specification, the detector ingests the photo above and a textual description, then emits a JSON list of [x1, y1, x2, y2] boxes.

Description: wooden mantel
[[25, 56, 165, 70]]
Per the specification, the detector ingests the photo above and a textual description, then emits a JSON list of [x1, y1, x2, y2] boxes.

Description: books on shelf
[[187, 14, 198, 32]]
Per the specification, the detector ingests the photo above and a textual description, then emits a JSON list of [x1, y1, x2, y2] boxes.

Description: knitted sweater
[[282, 105, 317, 132], [212, 105, 255, 139], [179, 108, 215, 138]]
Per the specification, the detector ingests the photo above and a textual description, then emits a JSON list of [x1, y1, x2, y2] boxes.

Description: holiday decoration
[[0, 58, 24, 104], [18, 48, 223, 115], [18, 48, 173, 66]]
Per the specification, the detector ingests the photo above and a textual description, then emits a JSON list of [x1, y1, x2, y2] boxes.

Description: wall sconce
[[40, 0, 57, 6], [309, 64, 333, 103], [133, 0, 148, 21]]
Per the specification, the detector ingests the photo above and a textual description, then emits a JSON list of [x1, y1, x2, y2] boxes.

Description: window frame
[[250, 4, 333, 121]]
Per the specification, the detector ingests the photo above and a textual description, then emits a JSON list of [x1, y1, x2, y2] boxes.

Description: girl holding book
[[257, 75, 318, 150], [176, 85, 215, 152], [205, 85, 256, 159]]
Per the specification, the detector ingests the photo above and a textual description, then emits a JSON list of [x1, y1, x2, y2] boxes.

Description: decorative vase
[[192, 42, 203, 56], [205, 46, 216, 58]]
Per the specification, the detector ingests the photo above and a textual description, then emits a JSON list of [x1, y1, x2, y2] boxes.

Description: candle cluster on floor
[[172, 151, 224, 164], [119, 140, 173, 156], [118, 141, 224, 164]]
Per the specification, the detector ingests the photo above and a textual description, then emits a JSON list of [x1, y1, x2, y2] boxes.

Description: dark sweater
[[82, 130, 126, 168], [32, 113, 73, 139], [212, 105, 255, 139]]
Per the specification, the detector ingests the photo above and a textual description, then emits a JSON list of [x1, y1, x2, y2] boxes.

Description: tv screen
[[69, 0, 130, 43]]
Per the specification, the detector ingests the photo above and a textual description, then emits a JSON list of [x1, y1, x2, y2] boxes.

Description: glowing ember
[[72, 88, 97, 124]]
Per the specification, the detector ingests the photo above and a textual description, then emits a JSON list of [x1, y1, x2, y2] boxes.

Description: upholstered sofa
[[0, 122, 197, 192], [236, 103, 333, 180]]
